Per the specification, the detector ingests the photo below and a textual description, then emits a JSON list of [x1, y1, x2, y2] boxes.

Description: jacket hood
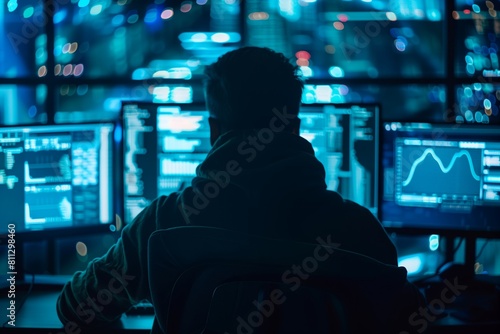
[[176, 129, 328, 233], [195, 129, 327, 206]]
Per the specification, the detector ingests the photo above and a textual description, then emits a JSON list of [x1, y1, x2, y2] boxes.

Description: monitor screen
[[0, 122, 123, 240], [123, 102, 211, 223], [123, 102, 379, 223], [380, 122, 500, 236], [300, 104, 379, 214]]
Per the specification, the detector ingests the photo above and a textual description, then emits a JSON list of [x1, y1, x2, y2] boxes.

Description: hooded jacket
[[56, 129, 399, 327]]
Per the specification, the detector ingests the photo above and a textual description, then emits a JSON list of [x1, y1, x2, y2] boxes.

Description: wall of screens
[[1, 0, 499, 126], [2, 0, 500, 276]]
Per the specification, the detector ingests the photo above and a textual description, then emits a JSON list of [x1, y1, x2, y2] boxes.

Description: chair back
[[148, 226, 420, 334]]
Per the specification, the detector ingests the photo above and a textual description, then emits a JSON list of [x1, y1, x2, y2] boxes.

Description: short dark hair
[[204, 47, 304, 131]]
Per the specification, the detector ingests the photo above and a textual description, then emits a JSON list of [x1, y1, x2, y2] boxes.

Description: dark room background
[[1, 0, 499, 277]]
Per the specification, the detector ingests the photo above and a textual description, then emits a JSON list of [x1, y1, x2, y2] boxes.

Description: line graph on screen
[[400, 146, 482, 196], [403, 148, 480, 186]]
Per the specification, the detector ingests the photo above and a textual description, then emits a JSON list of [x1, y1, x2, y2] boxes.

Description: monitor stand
[[441, 236, 497, 285], [1, 239, 69, 290]]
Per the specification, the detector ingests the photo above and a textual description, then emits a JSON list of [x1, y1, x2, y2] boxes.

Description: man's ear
[[291, 118, 301, 135], [208, 117, 221, 146]]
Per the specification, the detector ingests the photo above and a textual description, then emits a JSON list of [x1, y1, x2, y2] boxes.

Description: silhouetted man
[[57, 47, 409, 331]]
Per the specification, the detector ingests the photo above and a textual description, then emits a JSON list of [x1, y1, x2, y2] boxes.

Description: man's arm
[[56, 196, 167, 327]]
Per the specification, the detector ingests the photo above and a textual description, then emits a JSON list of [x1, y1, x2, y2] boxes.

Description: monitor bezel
[[0, 120, 124, 244], [378, 121, 500, 238]]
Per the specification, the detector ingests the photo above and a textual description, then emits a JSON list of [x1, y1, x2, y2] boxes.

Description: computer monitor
[[379, 122, 500, 237], [123, 102, 380, 223], [0, 122, 123, 241], [299, 104, 380, 214], [123, 102, 211, 223]]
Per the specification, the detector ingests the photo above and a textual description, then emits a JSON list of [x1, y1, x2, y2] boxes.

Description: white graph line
[[402, 148, 481, 187]]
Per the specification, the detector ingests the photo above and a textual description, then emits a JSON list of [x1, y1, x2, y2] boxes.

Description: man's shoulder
[[127, 192, 184, 232], [320, 190, 398, 265], [299, 190, 379, 230], [321, 190, 373, 215]]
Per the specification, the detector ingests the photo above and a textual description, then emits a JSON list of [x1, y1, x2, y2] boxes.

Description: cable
[[475, 239, 490, 261], [2, 274, 35, 328], [452, 237, 465, 255], [434, 237, 464, 275]]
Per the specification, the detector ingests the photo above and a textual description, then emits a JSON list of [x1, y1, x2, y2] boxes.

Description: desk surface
[[1, 284, 153, 334], [1, 276, 499, 334]]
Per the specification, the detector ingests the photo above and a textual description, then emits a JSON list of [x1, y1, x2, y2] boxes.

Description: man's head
[[204, 47, 304, 144]]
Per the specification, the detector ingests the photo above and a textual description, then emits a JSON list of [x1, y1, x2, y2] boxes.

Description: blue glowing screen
[[0, 123, 122, 235], [380, 122, 500, 234]]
